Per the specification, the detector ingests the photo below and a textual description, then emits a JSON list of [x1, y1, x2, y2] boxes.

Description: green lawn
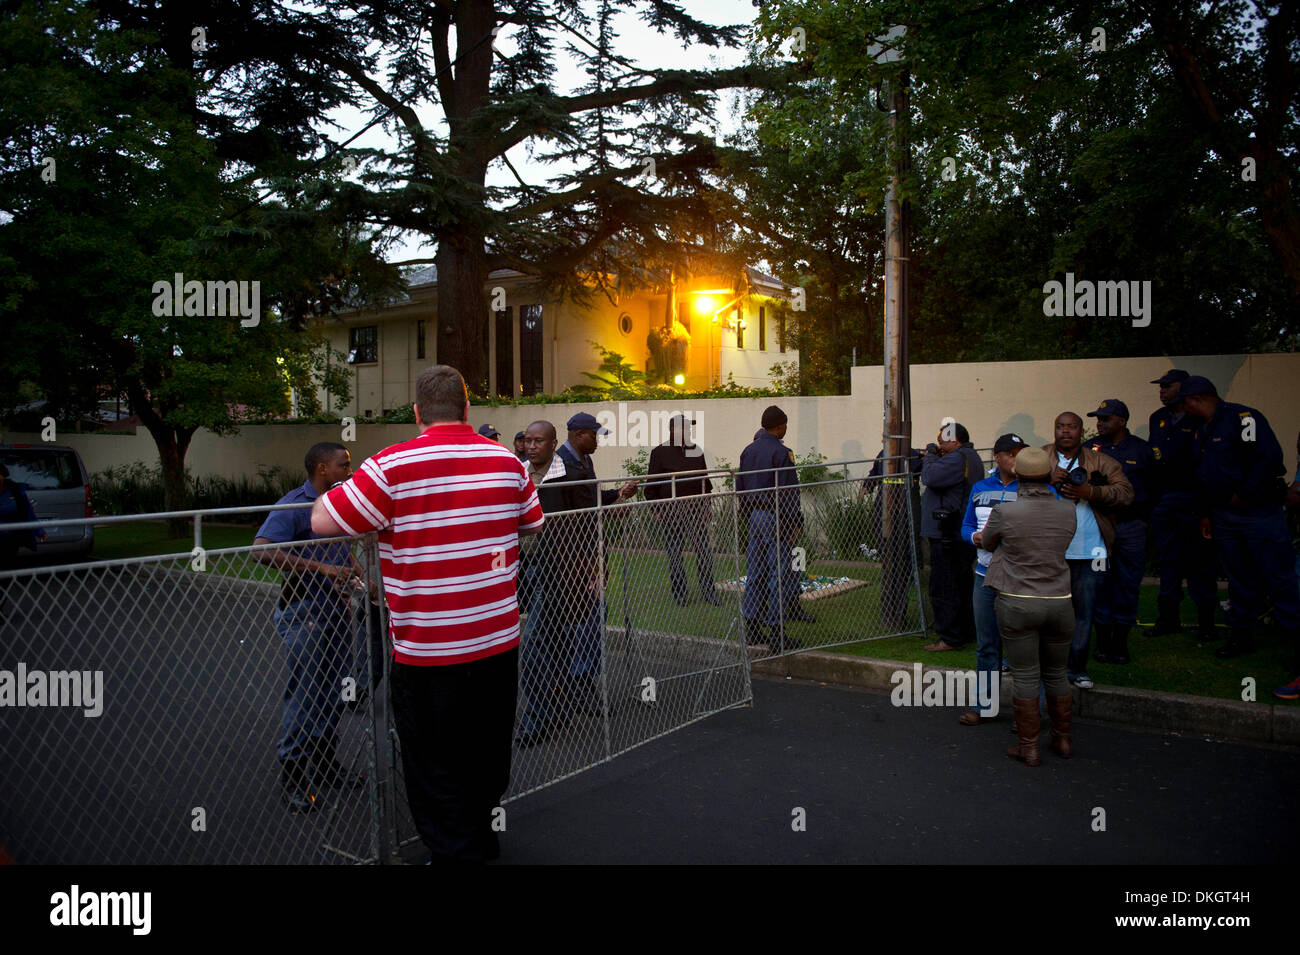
[[88, 521, 1294, 703], [834, 575, 1296, 704], [92, 520, 281, 583]]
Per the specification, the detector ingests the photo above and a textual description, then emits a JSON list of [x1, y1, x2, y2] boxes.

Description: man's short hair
[[415, 365, 469, 424], [953, 423, 970, 444], [526, 419, 557, 441], [1056, 411, 1083, 428], [304, 442, 347, 479]]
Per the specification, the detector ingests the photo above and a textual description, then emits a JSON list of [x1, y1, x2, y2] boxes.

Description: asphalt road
[[4, 561, 1295, 866], [493, 675, 1299, 865]]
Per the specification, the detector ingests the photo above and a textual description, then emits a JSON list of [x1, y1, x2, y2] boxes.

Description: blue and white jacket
[[962, 470, 1060, 577]]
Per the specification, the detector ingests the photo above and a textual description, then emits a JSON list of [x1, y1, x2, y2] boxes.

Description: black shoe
[[1093, 624, 1114, 664], [311, 737, 366, 790], [1214, 629, 1253, 659], [786, 603, 816, 624], [1151, 597, 1182, 635], [280, 759, 321, 813], [515, 725, 550, 748], [743, 619, 768, 646], [769, 627, 803, 653], [1111, 625, 1131, 665], [701, 589, 723, 606], [672, 593, 690, 607]]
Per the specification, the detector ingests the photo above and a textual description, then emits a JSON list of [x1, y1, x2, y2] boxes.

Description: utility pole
[[875, 26, 913, 630]]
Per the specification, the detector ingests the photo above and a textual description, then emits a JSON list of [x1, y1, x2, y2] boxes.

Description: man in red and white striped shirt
[[311, 365, 544, 863]]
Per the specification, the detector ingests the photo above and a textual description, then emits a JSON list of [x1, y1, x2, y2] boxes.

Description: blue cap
[[1179, 375, 1218, 398], [1150, 369, 1190, 385], [477, 423, 500, 438], [566, 412, 611, 435], [1086, 399, 1130, 420], [514, 431, 525, 440]]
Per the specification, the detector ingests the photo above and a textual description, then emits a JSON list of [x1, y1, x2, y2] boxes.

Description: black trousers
[[390, 647, 518, 863], [662, 503, 715, 601], [928, 537, 976, 645]]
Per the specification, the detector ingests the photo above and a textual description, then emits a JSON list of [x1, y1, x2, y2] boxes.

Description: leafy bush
[[90, 463, 302, 519]]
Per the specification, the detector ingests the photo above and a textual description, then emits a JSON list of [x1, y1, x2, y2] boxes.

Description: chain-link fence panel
[[0, 529, 387, 864], [720, 470, 927, 661], [503, 497, 751, 802], [5, 459, 928, 863]]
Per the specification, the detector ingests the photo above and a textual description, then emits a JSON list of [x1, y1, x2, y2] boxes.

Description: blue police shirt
[[737, 430, 801, 522], [1195, 401, 1287, 513], [1148, 405, 1201, 496], [255, 481, 353, 609], [1088, 432, 1155, 520]]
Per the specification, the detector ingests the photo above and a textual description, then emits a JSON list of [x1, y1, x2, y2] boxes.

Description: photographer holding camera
[[920, 420, 985, 652], [1042, 412, 1133, 688]]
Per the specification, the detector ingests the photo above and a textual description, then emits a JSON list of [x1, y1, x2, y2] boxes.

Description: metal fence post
[[905, 472, 928, 639], [596, 489, 612, 762]]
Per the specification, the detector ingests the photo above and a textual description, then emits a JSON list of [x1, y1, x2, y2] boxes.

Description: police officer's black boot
[[786, 600, 816, 623], [769, 625, 802, 654], [1151, 598, 1182, 635], [743, 618, 767, 646], [1110, 625, 1131, 664], [280, 758, 320, 813], [311, 736, 367, 790], [1196, 602, 1218, 643], [1093, 625, 1114, 664], [1214, 627, 1254, 659]]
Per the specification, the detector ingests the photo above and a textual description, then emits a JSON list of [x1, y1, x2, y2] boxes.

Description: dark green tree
[[0, 1, 399, 511], [736, 0, 1296, 380]]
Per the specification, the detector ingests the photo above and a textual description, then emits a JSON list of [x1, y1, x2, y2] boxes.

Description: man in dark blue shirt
[[253, 442, 363, 813], [555, 412, 638, 714], [1180, 376, 1299, 668], [1087, 399, 1155, 665], [737, 405, 806, 653], [919, 421, 985, 652], [1147, 368, 1217, 640]]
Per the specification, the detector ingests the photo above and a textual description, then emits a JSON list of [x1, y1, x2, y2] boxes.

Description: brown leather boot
[[1047, 694, 1073, 758], [1006, 697, 1041, 766]]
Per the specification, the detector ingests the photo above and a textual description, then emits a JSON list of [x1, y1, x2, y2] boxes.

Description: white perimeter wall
[[7, 353, 1297, 485]]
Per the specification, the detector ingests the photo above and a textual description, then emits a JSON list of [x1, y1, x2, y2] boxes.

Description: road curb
[[751, 647, 1299, 746]]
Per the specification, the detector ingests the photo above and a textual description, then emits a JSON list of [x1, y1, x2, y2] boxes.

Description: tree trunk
[[436, 235, 489, 392]]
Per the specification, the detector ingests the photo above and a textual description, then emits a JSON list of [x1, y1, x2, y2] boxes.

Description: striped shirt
[[320, 422, 545, 666]]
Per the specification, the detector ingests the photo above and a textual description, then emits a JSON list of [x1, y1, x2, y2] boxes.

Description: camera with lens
[[1064, 467, 1089, 487], [932, 507, 961, 538]]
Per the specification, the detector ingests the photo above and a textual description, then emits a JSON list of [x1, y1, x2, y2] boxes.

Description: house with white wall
[[312, 264, 800, 418]]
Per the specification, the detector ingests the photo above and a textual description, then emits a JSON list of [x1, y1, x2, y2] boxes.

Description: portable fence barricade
[[0, 508, 390, 865], [2, 459, 928, 863]]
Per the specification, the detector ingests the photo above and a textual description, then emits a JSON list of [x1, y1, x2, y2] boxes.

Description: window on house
[[495, 307, 513, 397], [736, 307, 744, 348], [348, 325, 377, 363], [416, 320, 426, 360], [520, 304, 543, 396], [778, 310, 787, 353], [759, 306, 767, 350]]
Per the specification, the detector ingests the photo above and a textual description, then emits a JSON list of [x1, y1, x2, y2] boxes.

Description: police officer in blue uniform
[[1147, 369, 1217, 640], [1180, 376, 1300, 666], [737, 405, 807, 653], [1087, 399, 1155, 664], [556, 412, 638, 711]]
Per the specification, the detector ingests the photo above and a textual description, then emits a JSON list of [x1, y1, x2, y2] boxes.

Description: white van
[[0, 444, 94, 559]]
